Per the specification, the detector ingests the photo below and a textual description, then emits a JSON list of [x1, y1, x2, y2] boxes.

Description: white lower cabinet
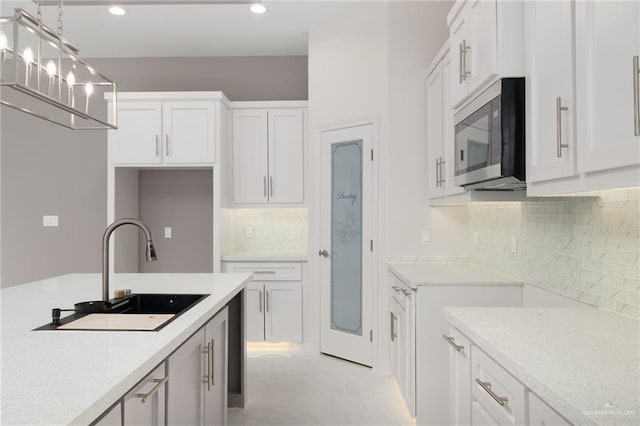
[[167, 307, 228, 426], [448, 327, 571, 426], [445, 327, 472, 426], [224, 261, 303, 343], [94, 403, 122, 426], [123, 364, 167, 425], [528, 391, 571, 426]]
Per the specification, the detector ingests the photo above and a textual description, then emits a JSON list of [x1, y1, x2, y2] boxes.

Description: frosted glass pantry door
[[319, 123, 374, 367]]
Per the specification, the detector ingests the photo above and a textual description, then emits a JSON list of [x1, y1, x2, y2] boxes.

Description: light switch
[[510, 236, 517, 256], [43, 215, 59, 227], [245, 226, 254, 239], [420, 230, 431, 246], [164, 227, 172, 239]]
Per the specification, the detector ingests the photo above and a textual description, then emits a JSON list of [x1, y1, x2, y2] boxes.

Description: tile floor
[[228, 345, 415, 426]]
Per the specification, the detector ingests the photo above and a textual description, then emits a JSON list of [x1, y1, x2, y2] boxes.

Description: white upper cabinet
[[107, 92, 225, 167], [110, 102, 163, 165], [162, 101, 215, 164], [427, 45, 469, 201], [448, 0, 522, 108], [575, 1, 640, 174], [525, 0, 577, 183], [231, 104, 306, 205], [525, 1, 640, 195]]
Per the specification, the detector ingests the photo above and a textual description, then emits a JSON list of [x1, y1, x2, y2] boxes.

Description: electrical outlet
[[473, 231, 479, 247], [510, 236, 518, 256], [43, 215, 58, 227], [245, 226, 254, 239], [420, 230, 431, 246], [164, 227, 172, 239]]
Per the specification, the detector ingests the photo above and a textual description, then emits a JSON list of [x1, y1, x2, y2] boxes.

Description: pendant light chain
[[57, 0, 64, 36]]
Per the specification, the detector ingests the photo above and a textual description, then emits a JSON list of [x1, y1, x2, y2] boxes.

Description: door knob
[[319, 249, 330, 258]]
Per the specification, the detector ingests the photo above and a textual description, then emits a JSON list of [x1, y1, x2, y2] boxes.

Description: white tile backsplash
[[222, 208, 308, 255], [467, 188, 640, 319]]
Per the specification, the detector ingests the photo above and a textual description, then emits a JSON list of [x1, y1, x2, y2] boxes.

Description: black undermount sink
[[36, 293, 209, 331]]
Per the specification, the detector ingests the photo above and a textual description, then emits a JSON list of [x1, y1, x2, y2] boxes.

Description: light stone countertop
[[221, 253, 308, 262], [388, 263, 523, 290], [0, 272, 251, 425], [444, 307, 640, 426]]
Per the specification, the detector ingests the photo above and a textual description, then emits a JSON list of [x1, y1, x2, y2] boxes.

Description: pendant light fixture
[[0, 0, 117, 130]]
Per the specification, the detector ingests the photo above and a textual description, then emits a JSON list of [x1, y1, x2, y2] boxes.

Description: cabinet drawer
[[528, 391, 571, 426], [123, 363, 166, 425], [224, 262, 302, 281], [471, 346, 526, 426]]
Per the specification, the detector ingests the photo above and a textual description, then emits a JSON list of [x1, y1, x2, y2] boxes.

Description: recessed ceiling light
[[109, 6, 126, 16], [249, 3, 267, 14]]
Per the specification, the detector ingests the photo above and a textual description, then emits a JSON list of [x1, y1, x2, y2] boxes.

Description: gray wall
[[138, 170, 213, 273], [1, 56, 308, 287]]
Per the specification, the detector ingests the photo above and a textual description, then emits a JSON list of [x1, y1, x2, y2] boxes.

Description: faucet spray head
[[146, 240, 157, 262]]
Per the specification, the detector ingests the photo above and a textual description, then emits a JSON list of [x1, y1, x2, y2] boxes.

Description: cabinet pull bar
[[475, 379, 508, 406], [442, 334, 464, 352], [136, 377, 168, 403], [435, 158, 440, 187], [556, 97, 569, 157], [165, 135, 170, 157], [440, 159, 446, 185], [253, 270, 276, 274], [462, 40, 470, 81], [634, 56, 639, 136], [155, 135, 160, 157], [202, 345, 211, 391], [269, 176, 274, 197], [266, 290, 270, 313], [390, 312, 395, 342], [263, 176, 267, 198], [258, 289, 263, 313], [210, 339, 215, 387], [458, 43, 464, 84]]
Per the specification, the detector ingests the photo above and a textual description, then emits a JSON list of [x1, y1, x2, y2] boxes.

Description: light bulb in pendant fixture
[[66, 71, 76, 87], [23, 47, 33, 65], [0, 31, 7, 50], [249, 3, 267, 14], [84, 81, 93, 113], [46, 60, 57, 77]]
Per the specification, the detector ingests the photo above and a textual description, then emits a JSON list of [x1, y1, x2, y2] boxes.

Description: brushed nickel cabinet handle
[[210, 339, 215, 387], [202, 345, 211, 391], [155, 135, 160, 157], [634, 55, 639, 136], [458, 43, 464, 84], [263, 176, 267, 198], [253, 270, 276, 274], [266, 290, 270, 313], [258, 289, 263, 313], [442, 334, 464, 352], [439, 158, 446, 185], [556, 97, 569, 157], [136, 377, 168, 404], [475, 379, 508, 406], [461, 40, 470, 81], [269, 176, 274, 197], [165, 135, 170, 157], [390, 312, 395, 342]]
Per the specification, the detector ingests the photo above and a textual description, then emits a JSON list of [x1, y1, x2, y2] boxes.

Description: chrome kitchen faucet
[[102, 218, 157, 302]]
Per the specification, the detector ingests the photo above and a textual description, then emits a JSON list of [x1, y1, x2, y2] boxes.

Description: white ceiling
[[0, 1, 363, 58]]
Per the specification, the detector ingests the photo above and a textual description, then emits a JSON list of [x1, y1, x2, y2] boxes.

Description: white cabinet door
[[111, 102, 162, 165], [245, 282, 265, 342], [123, 364, 166, 426], [163, 101, 215, 164], [471, 401, 499, 426], [204, 308, 228, 426], [167, 328, 205, 425], [446, 327, 472, 426], [525, 0, 577, 182], [528, 391, 571, 426], [467, 0, 498, 94], [442, 52, 466, 197], [268, 109, 304, 204], [232, 110, 269, 204], [389, 292, 407, 403], [427, 59, 445, 198], [265, 283, 302, 343], [94, 403, 122, 426], [576, 1, 640, 173], [450, 10, 471, 107]]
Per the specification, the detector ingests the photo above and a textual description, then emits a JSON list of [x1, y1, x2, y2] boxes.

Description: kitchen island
[[0, 272, 251, 425]]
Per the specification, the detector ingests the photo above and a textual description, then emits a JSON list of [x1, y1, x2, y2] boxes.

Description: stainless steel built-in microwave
[[453, 78, 526, 190]]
